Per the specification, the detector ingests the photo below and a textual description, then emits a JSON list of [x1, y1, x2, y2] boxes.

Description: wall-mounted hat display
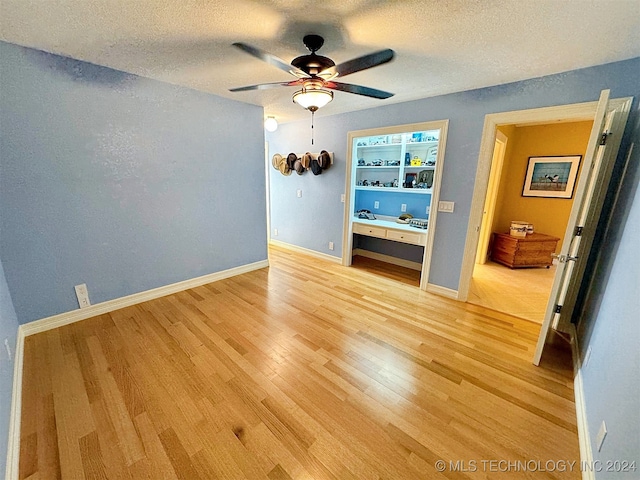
[[270, 151, 334, 177]]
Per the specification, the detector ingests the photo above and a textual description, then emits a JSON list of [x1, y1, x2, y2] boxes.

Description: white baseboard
[[426, 283, 459, 299], [352, 248, 422, 271], [270, 239, 341, 264], [5, 326, 25, 480], [569, 324, 594, 480], [21, 259, 269, 337]]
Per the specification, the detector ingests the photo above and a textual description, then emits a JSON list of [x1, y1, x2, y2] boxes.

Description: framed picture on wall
[[522, 155, 582, 199]]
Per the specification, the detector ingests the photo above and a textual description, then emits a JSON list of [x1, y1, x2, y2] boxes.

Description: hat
[[278, 159, 291, 176], [286, 153, 297, 171], [293, 159, 305, 175], [310, 158, 322, 175], [271, 153, 283, 170], [318, 150, 331, 169], [397, 213, 414, 224], [301, 152, 313, 169]]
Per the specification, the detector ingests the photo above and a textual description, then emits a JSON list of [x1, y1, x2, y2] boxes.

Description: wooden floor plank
[[20, 245, 580, 479]]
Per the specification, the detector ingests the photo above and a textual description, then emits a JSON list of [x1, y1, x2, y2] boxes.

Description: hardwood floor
[[468, 261, 556, 324], [350, 254, 421, 287], [19, 245, 579, 479]]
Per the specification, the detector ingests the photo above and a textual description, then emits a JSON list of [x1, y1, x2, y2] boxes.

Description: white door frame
[[458, 97, 631, 303], [265, 141, 272, 245]]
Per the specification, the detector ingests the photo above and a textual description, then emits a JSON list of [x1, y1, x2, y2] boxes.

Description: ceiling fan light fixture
[[264, 116, 278, 132], [292, 87, 333, 112]]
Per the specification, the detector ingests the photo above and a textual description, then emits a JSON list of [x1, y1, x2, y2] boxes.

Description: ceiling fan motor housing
[[291, 54, 335, 76]]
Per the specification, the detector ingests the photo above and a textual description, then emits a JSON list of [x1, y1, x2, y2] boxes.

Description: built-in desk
[[352, 215, 427, 246]]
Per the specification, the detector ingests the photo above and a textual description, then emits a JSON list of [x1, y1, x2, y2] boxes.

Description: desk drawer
[[353, 223, 386, 239], [385, 229, 425, 245]]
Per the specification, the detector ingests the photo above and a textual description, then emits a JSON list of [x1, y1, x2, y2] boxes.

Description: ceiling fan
[[229, 34, 395, 113]]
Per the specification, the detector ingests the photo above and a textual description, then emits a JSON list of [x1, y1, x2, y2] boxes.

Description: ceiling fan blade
[[229, 80, 303, 92], [232, 42, 308, 77], [324, 49, 394, 78], [326, 81, 394, 99]]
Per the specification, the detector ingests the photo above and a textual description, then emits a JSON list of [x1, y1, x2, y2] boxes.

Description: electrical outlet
[[340, 194, 345, 203], [401, 203, 407, 212], [75, 284, 91, 308], [596, 421, 607, 451], [274, 229, 278, 236], [426, 206, 430, 214], [296, 189, 302, 198], [374, 201, 379, 209], [329, 242, 334, 251], [4, 338, 11, 361]]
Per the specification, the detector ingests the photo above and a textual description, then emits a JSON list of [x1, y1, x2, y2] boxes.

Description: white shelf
[[355, 186, 432, 194], [356, 143, 402, 149], [356, 166, 401, 170], [404, 165, 436, 170]]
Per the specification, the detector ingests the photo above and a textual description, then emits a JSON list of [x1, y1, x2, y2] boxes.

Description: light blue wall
[[354, 190, 431, 218], [0, 259, 19, 475], [0, 42, 268, 323], [577, 106, 639, 478], [267, 57, 640, 290]]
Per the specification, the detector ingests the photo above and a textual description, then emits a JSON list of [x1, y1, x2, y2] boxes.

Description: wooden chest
[[491, 232, 560, 268]]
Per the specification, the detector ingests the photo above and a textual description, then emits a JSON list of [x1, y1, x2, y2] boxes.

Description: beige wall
[[492, 121, 593, 249]]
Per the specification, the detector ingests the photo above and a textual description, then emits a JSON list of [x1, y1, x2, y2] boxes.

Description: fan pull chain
[[311, 110, 315, 145]]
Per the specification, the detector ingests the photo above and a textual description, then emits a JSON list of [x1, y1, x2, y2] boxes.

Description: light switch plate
[[438, 201, 455, 213]]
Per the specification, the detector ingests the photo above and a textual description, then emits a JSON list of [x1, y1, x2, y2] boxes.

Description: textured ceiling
[[2, 0, 639, 123]]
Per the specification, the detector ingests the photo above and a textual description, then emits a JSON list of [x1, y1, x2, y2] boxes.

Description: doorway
[[467, 120, 595, 323], [458, 93, 632, 365]]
